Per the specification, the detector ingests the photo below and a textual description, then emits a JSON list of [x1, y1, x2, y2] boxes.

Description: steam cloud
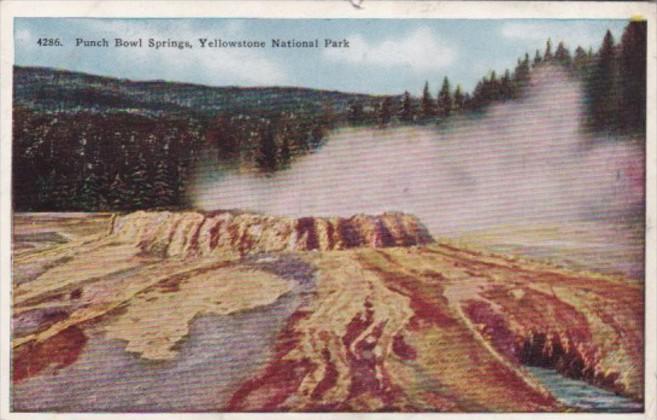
[[190, 66, 644, 237]]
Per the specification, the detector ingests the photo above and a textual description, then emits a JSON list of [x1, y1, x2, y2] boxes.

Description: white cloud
[[15, 28, 32, 43], [501, 22, 618, 51], [323, 27, 455, 73]]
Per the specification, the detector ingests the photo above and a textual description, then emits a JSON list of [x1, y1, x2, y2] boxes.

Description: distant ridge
[[14, 65, 387, 117]]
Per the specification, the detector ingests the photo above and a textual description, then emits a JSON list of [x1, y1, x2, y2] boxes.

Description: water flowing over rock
[[109, 210, 434, 258]]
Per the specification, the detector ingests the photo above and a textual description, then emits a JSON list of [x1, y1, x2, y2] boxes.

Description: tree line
[[13, 108, 335, 211], [584, 22, 646, 134], [346, 21, 646, 135]]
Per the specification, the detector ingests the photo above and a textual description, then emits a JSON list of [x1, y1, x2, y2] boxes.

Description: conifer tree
[[471, 80, 485, 109], [501, 69, 513, 99], [52, 173, 77, 211], [421, 81, 436, 120], [131, 152, 151, 208], [437, 77, 453, 117], [347, 101, 365, 125], [257, 124, 278, 172], [36, 170, 57, 211], [292, 116, 310, 153], [544, 38, 554, 61], [279, 136, 291, 167], [620, 20, 647, 133], [378, 97, 393, 126], [78, 163, 101, 210], [554, 42, 572, 66], [588, 30, 619, 131], [513, 55, 531, 89], [108, 172, 130, 209], [279, 119, 292, 168], [152, 158, 174, 208], [400, 91, 415, 122], [573, 46, 589, 73], [212, 115, 240, 162], [463, 92, 471, 109], [309, 124, 324, 149], [533, 49, 542, 67], [453, 85, 465, 113], [317, 102, 337, 134]]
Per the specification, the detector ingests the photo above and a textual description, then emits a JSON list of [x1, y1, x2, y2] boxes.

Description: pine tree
[[471, 80, 485, 109], [152, 158, 174, 208], [131, 152, 151, 208], [588, 30, 619, 131], [52, 173, 77, 211], [501, 69, 513, 99], [513, 54, 531, 94], [279, 134, 291, 168], [554, 42, 572, 66], [172, 160, 187, 204], [292, 117, 310, 154], [533, 49, 542, 67], [544, 38, 553, 61], [212, 115, 240, 162], [463, 92, 471, 110], [319, 102, 337, 132], [347, 101, 365, 125], [573, 46, 589, 73], [257, 124, 278, 172], [309, 124, 324, 149], [400, 91, 415, 123], [619, 20, 647, 133], [36, 169, 57, 211], [78, 163, 100, 211], [108, 172, 131, 210], [437, 77, 453, 117], [488, 71, 499, 101], [453, 85, 465, 113], [378, 97, 393, 126], [421, 81, 436, 120]]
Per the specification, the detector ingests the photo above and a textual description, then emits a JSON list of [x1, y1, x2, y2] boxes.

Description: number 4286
[[37, 38, 62, 47]]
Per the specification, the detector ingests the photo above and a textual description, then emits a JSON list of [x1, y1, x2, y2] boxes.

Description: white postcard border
[[0, 2, 655, 420]]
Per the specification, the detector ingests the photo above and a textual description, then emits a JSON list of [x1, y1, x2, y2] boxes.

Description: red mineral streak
[[361, 258, 455, 329], [297, 217, 320, 251], [13, 326, 87, 382], [342, 304, 400, 406], [392, 334, 417, 360], [187, 217, 205, 255], [342, 302, 374, 349], [208, 218, 223, 249], [310, 348, 339, 400], [225, 310, 314, 411], [463, 300, 519, 361]]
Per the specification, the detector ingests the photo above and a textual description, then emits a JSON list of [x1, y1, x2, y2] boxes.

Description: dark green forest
[[13, 21, 646, 212]]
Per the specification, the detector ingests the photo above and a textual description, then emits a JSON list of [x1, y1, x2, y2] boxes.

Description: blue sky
[[15, 18, 628, 95]]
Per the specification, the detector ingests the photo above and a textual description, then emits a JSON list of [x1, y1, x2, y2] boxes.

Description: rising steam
[[190, 66, 644, 236]]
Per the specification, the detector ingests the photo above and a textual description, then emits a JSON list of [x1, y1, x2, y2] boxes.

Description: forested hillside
[[13, 70, 377, 210], [13, 21, 646, 212]]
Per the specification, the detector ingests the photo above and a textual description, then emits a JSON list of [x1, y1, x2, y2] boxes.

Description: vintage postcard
[[0, 1, 655, 418]]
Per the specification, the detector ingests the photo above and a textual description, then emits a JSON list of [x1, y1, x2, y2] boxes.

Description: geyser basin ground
[[11, 211, 643, 412]]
